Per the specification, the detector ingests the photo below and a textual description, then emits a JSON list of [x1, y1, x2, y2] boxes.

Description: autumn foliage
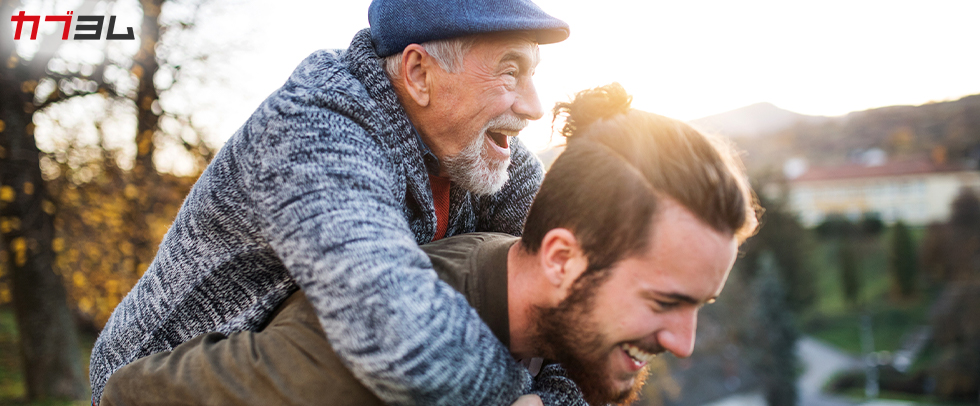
[[50, 165, 196, 327]]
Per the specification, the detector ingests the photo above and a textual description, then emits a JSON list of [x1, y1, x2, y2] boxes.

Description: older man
[[98, 84, 760, 406], [88, 0, 569, 404]]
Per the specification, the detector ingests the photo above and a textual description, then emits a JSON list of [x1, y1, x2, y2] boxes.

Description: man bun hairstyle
[[522, 83, 759, 278], [552, 83, 633, 139]]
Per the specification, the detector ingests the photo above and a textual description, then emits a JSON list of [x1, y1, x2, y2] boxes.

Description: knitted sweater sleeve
[[238, 103, 532, 404], [532, 365, 591, 406]]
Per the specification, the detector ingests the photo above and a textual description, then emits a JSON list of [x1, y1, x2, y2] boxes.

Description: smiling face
[[531, 198, 738, 405], [422, 33, 543, 194]]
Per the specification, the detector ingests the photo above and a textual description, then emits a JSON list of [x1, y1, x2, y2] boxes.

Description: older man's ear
[[538, 228, 588, 307], [397, 44, 434, 107]]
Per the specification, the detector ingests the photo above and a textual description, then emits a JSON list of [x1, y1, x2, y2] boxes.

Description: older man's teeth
[[493, 129, 519, 138], [621, 343, 657, 363]]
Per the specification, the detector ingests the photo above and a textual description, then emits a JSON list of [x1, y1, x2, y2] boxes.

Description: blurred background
[[1, 0, 979, 405]]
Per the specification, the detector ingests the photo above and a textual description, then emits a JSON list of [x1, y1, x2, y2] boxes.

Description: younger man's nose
[[657, 311, 698, 359]]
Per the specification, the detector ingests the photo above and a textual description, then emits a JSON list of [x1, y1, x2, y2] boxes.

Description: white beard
[[442, 115, 526, 196]]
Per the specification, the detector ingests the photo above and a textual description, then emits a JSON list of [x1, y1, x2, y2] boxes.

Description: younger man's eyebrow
[[641, 290, 713, 306]]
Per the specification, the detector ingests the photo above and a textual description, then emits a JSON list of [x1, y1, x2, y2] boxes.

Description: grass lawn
[[804, 303, 931, 355], [802, 226, 933, 355], [0, 308, 93, 406]]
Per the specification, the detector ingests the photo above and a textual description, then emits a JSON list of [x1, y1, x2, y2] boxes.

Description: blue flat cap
[[368, 0, 570, 57]]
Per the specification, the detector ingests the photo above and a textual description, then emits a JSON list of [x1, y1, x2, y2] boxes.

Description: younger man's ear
[[400, 44, 432, 107], [539, 228, 588, 305]]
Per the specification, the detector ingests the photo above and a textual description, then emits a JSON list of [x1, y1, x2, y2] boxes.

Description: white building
[[788, 159, 980, 227]]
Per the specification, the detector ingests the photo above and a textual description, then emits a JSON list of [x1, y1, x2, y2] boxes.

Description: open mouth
[[620, 343, 658, 368], [486, 129, 518, 149]]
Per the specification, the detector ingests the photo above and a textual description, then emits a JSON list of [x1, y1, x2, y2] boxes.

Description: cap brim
[[534, 27, 570, 45]]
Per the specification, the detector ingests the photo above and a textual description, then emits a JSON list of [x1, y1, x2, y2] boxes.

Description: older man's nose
[[513, 80, 544, 121], [658, 310, 698, 359]]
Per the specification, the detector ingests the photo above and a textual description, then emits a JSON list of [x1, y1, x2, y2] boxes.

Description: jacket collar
[[343, 29, 438, 243]]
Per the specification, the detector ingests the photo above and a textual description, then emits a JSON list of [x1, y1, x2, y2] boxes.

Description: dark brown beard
[[529, 272, 649, 405]]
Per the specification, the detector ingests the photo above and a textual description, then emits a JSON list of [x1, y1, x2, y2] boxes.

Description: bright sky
[[197, 0, 980, 152], [25, 0, 980, 154]]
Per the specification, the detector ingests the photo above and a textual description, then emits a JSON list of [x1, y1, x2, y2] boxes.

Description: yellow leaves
[[140, 96, 153, 110], [98, 299, 115, 319], [0, 119, 5, 133], [22, 182, 34, 195], [131, 65, 144, 79], [119, 241, 133, 256], [78, 297, 93, 313], [23, 102, 34, 114], [21, 80, 37, 93], [25, 123, 34, 135], [0, 186, 15, 202], [11, 237, 27, 266], [52, 174, 197, 327], [6, 55, 17, 69], [137, 130, 154, 155], [84, 244, 101, 259], [0, 217, 21, 233], [124, 184, 139, 200], [0, 255, 9, 303], [72, 271, 87, 287], [42, 200, 56, 215]]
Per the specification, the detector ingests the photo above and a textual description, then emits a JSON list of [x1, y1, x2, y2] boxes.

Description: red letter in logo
[[10, 11, 41, 40], [44, 11, 74, 40]]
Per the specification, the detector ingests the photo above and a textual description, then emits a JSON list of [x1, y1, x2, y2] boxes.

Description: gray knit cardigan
[[89, 29, 560, 405]]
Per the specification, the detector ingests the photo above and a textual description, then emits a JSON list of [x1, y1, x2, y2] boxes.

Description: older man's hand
[[512, 394, 544, 406]]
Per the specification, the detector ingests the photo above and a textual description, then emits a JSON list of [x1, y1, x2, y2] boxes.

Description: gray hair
[[382, 37, 476, 78]]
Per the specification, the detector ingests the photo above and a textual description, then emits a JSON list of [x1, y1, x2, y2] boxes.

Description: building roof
[[792, 158, 971, 182]]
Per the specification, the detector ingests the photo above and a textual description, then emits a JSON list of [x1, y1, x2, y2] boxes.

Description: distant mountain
[[731, 94, 980, 172], [536, 94, 980, 174], [688, 102, 827, 138], [538, 102, 818, 168]]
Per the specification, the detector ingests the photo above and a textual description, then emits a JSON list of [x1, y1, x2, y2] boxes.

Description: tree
[[0, 0, 105, 398], [922, 189, 980, 283], [48, 0, 220, 330], [839, 237, 861, 307], [749, 252, 799, 406], [922, 188, 980, 399], [888, 221, 917, 299], [859, 212, 885, 237], [1, 0, 219, 398], [738, 191, 816, 313]]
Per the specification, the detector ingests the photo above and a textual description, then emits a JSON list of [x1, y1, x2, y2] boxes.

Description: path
[[796, 336, 861, 406], [700, 336, 861, 406]]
